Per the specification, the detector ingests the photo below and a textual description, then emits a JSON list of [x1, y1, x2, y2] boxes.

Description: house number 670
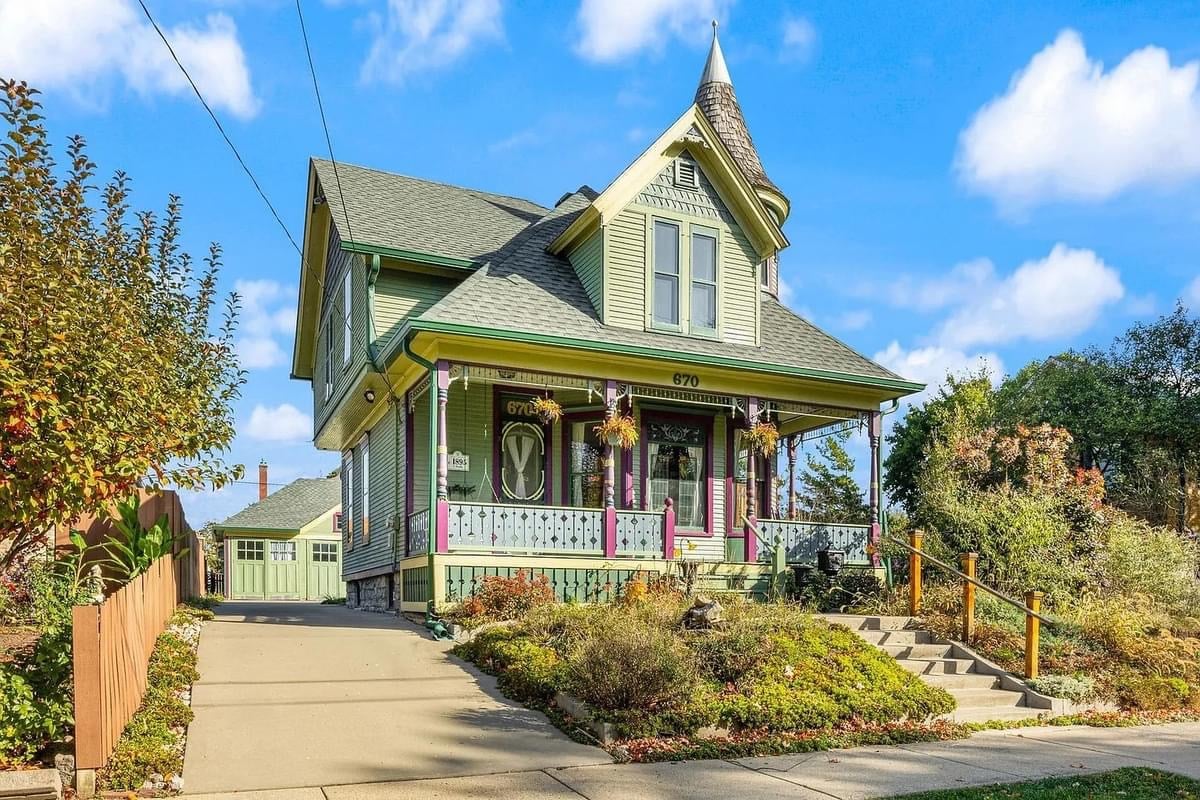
[[673, 373, 700, 388]]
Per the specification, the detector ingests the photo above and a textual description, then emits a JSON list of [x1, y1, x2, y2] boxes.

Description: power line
[[136, 0, 303, 258]]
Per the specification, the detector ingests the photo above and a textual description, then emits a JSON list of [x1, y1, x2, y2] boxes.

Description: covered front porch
[[395, 361, 884, 609]]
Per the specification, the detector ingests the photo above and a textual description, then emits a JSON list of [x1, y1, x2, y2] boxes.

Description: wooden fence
[[71, 554, 185, 771]]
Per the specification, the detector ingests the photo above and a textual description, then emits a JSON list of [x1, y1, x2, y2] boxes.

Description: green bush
[[564, 619, 698, 713], [1114, 675, 1192, 711], [185, 594, 224, 611], [453, 629, 562, 701], [1101, 516, 1200, 619]]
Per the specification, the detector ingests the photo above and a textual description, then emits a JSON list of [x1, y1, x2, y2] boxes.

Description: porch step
[[820, 614, 1050, 725]]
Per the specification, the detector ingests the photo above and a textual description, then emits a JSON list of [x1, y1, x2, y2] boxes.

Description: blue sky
[[3, 0, 1199, 525]]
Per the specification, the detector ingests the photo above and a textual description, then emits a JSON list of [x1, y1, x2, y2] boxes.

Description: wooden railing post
[[1025, 590, 1043, 679], [908, 530, 923, 615], [662, 498, 676, 560], [961, 552, 977, 643]]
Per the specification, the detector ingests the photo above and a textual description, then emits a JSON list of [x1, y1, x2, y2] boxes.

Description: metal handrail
[[884, 534, 1057, 627]]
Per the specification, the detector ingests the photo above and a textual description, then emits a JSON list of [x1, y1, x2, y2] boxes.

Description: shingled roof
[[312, 159, 548, 263], [215, 477, 340, 533], [694, 25, 782, 197]]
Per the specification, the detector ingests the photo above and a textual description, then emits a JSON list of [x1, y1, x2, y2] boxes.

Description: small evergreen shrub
[[1028, 674, 1098, 704]]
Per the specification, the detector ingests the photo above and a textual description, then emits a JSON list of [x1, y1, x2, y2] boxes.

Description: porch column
[[602, 379, 618, 558], [868, 410, 882, 568], [435, 360, 450, 553], [786, 435, 798, 520], [743, 396, 759, 563]]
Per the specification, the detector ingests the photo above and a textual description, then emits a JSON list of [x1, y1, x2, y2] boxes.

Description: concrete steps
[[823, 613, 1046, 725]]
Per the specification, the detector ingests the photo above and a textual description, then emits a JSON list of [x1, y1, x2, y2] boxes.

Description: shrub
[[564, 619, 698, 713], [1028, 674, 1098, 704], [1100, 515, 1200, 619], [1114, 675, 1192, 711], [453, 570, 555, 627], [185, 594, 224, 611]]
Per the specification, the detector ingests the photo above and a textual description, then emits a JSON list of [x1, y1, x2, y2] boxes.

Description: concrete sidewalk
[[181, 602, 608, 794], [182, 720, 1200, 799]]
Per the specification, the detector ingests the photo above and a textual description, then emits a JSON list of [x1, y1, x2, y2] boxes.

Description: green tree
[[1108, 302, 1200, 533], [0, 81, 245, 569], [795, 431, 867, 523]]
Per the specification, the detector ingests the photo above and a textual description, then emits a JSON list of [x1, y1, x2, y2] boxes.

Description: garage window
[[312, 542, 338, 562], [236, 540, 264, 560], [270, 541, 297, 561]]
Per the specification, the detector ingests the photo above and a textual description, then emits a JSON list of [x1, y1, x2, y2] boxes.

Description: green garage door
[[266, 541, 302, 599], [230, 539, 266, 599], [306, 541, 343, 600]]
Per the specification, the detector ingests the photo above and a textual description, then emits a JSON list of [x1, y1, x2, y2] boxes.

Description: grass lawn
[[890, 767, 1200, 799]]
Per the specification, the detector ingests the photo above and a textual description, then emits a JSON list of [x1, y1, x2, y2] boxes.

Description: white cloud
[[957, 29, 1200, 208], [1185, 276, 1200, 308], [233, 279, 295, 369], [245, 404, 312, 443], [884, 258, 995, 312], [574, 0, 730, 63], [875, 342, 1005, 399], [935, 244, 1123, 349], [360, 0, 503, 84], [0, 0, 258, 118], [780, 16, 817, 63], [836, 309, 872, 331]]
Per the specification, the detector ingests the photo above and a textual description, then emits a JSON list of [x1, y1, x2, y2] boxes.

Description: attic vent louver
[[674, 159, 699, 190]]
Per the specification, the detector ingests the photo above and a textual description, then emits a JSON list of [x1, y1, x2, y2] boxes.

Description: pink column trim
[[604, 506, 617, 558], [743, 396, 759, 563], [436, 498, 450, 553], [663, 498, 676, 560]]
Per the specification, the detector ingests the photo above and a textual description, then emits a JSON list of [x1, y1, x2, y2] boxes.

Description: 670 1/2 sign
[[672, 372, 700, 388]]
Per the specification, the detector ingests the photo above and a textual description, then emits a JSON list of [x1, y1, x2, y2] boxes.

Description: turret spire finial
[[698, 19, 731, 86]]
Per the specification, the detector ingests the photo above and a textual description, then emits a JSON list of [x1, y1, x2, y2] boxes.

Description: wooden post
[[908, 529, 923, 616], [663, 497, 676, 560], [435, 360, 449, 503], [71, 604, 102, 771], [603, 380, 618, 558], [868, 411, 882, 568], [1025, 590, 1043, 680], [961, 552, 977, 643], [785, 435, 797, 520], [743, 397, 759, 563]]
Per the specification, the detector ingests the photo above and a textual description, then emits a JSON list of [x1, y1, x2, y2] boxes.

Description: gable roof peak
[[698, 20, 732, 86]]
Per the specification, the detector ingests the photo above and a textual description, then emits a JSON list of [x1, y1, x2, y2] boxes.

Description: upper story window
[[652, 220, 680, 327], [691, 229, 717, 332], [341, 269, 352, 365], [324, 323, 334, 400], [359, 433, 370, 540]]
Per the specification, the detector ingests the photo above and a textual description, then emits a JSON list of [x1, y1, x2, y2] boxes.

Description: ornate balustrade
[[446, 501, 605, 555], [755, 519, 871, 566], [407, 508, 430, 556], [614, 510, 666, 557]]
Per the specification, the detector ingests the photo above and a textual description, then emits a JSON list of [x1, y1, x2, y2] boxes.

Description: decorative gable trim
[[548, 105, 788, 259]]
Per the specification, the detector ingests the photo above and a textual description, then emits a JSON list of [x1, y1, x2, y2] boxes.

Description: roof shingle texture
[[216, 477, 340, 532], [417, 194, 903, 383], [694, 81, 782, 196], [313, 159, 548, 263]]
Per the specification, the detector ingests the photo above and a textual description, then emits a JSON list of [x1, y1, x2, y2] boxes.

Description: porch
[[389, 361, 885, 611]]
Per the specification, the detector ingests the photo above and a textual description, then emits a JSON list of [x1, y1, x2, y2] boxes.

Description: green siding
[[567, 229, 604, 318], [411, 394, 430, 514], [720, 225, 759, 347], [444, 565, 641, 604], [374, 270, 458, 354], [444, 380, 493, 502], [343, 403, 403, 578], [605, 208, 646, 330], [635, 152, 730, 222], [314, 225, 370, 433]]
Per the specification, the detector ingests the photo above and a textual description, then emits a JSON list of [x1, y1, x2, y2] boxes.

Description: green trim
[[340, 241, 478, 271], [403, 319, 925, 394]]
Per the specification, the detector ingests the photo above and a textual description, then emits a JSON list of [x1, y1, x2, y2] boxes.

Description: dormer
[[550, 23, 790, 345]]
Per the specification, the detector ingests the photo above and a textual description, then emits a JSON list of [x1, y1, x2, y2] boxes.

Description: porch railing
[[755, 519, 871, 566], [446, 501, 605, 556], [614, 510, 665, 557], [407, 508, 430, 556]]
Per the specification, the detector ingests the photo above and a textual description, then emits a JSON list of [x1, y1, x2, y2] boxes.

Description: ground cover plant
[[887, 767, 1200, 800], [451, 576, 956, 750]]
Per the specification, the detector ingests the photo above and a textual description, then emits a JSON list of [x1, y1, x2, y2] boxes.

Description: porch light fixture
[[363, 389, 376, 404]]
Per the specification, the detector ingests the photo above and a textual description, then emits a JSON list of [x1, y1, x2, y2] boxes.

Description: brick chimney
[[258, 461, 269, 501]]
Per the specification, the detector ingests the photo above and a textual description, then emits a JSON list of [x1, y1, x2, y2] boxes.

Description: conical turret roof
[[694, 22, 782, 197]]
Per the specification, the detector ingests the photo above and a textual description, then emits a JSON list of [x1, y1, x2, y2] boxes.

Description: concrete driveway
[[181, 601, 609, 793]]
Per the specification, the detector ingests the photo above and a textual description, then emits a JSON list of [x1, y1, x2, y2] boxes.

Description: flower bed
[[450, 580, 956, 757]]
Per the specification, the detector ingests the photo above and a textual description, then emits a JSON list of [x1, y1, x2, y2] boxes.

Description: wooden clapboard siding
[[373, 270, 458, 354], [720, 223, 759, 346], [343, 403, 401, 578], [315, 226, 369, 431], [72, 556, 181, 771], [568, 228, 604, 316], [604, 208, 647, 330]]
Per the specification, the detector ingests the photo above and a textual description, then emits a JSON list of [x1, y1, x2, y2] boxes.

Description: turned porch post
[[786, 434, 797, 520], [743, 396, 760, 562], [602, 379, 618, 558], [434, 360, 450, 553], [868, 410, 882, 568]]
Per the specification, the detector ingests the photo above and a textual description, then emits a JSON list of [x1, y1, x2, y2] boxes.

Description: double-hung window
[[691, 228, 718, 333], [342, 450, 354, 548], [324, 322, 334, 400], [360, 434, 370, 542], [341, 269, 352, 365], [652, 220, 681, 327]]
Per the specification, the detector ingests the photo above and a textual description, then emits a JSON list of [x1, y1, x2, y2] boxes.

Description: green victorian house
[[291, 30, 923, 613]]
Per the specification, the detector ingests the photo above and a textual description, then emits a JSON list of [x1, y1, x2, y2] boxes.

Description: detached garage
[[215, 476, 344, 601]]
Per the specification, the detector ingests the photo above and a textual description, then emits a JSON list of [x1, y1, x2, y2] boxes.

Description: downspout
[[400, 331, 439, 625]]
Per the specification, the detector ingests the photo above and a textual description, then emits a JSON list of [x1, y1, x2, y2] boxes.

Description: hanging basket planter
[[593, 415, 639, 450], [744, 421, 780, 456], [529, 396, 563, 425]]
